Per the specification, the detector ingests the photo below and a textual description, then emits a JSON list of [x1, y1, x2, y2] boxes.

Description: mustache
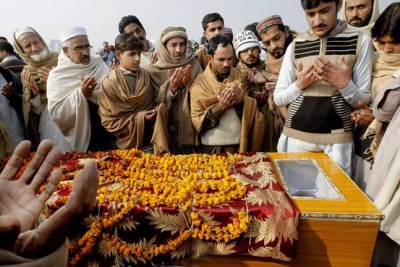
[[350, 17, 361, 22]]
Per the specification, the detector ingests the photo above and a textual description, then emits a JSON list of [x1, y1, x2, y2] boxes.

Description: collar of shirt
[[1, 55, 18, 63], [120, 65, 138, 77]]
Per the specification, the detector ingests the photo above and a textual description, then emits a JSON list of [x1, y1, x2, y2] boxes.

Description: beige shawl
[[148, 36, 203, 146], [190, 63, 265, 152], [0, 242, 68, 267], [195, 47, 210, 70], [362, 47, 400, 156], [12, 28, 58, 128], [99, 66, 169, 153]]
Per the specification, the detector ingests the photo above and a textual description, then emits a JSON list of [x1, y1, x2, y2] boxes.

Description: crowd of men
[[1, 0, 400, 266]]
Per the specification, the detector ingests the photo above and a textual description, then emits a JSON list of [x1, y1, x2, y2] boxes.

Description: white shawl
[[47, 53, 109, 152]]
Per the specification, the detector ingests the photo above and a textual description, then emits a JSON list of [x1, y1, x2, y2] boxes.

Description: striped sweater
[[283, 21, 361, 144]]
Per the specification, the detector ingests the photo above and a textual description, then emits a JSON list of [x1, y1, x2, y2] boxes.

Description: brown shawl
[[148, 36, 203, 146], [99, 66, 169, 153], [190, 64, 265, 152]]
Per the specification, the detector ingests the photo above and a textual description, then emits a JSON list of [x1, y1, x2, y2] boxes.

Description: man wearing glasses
[[47, 27, 115, 152]]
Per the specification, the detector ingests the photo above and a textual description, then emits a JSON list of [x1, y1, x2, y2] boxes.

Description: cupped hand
[[0, 140, 62, 250]]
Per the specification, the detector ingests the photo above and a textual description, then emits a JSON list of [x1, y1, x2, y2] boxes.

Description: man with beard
[[274, 0, 373, 176], [13, 27, 70, 152], [341, 0, 379, 35], [234, 30, 284, 152], [257, 15, 297, 101], [148, 27, 203, 154], [47, 27, 115, 152], [190, 35, 265, 154], [118, 15, 156, 67]]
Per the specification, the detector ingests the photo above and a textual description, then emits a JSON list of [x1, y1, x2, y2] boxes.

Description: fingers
[[18, 140, 61, 194], [80, 76, 96, 97], [66, 160, 99, 215], [37, 169, 62, 203], [18, 161, 99, 258], [0, 140, 32, 181], [81, 161, 100, 214]]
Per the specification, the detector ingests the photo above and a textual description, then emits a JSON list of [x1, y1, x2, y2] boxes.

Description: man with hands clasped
[[190, 35, 265, 154], [274, 0, 373, 175], [149, 27, 203, 154]]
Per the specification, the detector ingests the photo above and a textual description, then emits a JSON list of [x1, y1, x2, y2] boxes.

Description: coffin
[[186, 152, 384, 267]]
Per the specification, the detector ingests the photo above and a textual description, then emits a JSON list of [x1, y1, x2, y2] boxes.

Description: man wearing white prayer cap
[[47, 27, 115, 152], [12, 26, 71, 153]]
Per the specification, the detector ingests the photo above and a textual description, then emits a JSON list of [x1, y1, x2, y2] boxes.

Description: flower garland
[[43, 148, 251, 265]]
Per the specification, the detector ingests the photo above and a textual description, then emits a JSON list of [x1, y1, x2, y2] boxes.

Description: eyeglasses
[[67, 44, 92, 53]]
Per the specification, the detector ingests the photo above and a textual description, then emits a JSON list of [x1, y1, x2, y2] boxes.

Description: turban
[[161, 27, 188, 44], [14, 27, 36, 40], [256, 15, 283, 35], [233, 30, 261, 58], [60, 27, 87, 43]]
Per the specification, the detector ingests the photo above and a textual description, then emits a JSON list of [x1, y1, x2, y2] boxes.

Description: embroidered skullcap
[[14, 27, 36, 40], [256, 15, 283, 35], [233, 30, 261, 58], [60, 27, 87, 43], [161, 27, 188, 44]]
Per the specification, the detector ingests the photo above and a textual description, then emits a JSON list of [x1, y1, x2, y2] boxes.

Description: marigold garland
[[40, 148, 252, 265]]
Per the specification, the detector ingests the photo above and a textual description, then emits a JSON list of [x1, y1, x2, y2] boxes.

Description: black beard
[[245, 59, 260, 69], [216, 70, 231, 82]]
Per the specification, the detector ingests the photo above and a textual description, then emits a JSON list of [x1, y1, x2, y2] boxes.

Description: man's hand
[[313, 56, 351, 89], [38, 67, 51, 83], [0, 139, 100, 257], [0, 140, 62, 250], [295, 62, 318, 91], [351, 101, 374, 126], [248, 68, 267, 84], [21, 69, 40, 97], [218, 84, 244, 110], [169, 65, 192, 93], [231, 83, 244, 104], [144, 109, 157, 121], [79, 76, 97, 98], [1, 82, 13, 100]]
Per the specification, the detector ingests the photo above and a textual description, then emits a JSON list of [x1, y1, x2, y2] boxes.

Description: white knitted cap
[[233, 30, 261, 58]]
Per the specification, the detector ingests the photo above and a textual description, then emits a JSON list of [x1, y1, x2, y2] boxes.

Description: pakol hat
[[161, 27, 188, 44], [256, 15, 283, 35], [60, 27, 87, 43], [234, 30, 261, 58]]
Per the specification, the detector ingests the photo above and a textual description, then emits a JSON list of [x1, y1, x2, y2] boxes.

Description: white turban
[[60, 27, 87, 43], [14, 27, 36, 40]]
